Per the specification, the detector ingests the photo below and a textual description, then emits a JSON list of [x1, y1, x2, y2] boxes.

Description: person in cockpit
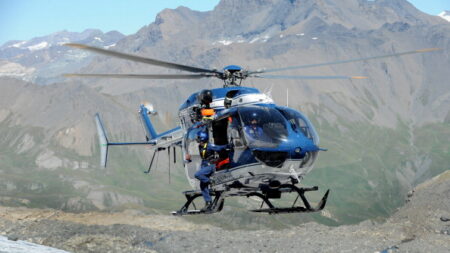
[[244, 112, 264, 142]]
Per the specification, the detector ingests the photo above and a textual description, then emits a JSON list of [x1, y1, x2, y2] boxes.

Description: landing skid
[[172, 184, 330, 215], [171, 190, 225, 216], [249, 185, 330, 214]]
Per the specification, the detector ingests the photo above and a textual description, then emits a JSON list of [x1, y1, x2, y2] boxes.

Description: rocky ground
[[0, 171, 449, 253]]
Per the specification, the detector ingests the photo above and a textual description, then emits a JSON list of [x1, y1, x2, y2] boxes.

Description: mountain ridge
[[0, 29, 125, 84]]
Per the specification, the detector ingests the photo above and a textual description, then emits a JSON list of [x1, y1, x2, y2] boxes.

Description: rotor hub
[[222, 65, 247, 87]]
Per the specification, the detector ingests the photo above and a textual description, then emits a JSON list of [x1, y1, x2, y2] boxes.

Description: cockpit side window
[[278, 109, 308, 136], [278, 108, 318, 143]]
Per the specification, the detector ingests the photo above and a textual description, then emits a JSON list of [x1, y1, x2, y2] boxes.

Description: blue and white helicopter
[[65, 44, 439, 215]]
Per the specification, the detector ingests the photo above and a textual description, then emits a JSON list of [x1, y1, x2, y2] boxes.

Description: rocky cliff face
[[0, 0, 449, 224]]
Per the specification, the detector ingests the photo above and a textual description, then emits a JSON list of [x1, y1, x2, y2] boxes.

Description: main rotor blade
[[250, 48, 441, 74], [64, 73, 215, 79], [251, 74, 367, 80], [65, 43, 220, 74]]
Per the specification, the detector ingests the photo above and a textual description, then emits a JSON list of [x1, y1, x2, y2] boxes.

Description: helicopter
[[65, 43, 439, 215]]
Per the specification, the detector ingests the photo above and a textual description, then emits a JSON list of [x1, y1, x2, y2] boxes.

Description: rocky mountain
[[0, 29, 124, 84], [0, 0, 449, 225], [1, 170, 448, 252], [439, 10, 450, 22]]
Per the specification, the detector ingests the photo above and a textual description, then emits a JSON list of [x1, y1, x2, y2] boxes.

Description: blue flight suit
[[194, 142, 228, 203], [244, 125, 264, 140]]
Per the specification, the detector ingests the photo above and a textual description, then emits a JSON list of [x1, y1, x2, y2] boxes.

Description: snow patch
[[27, 41, 49, 51], [56, 37, 70, 45], [94, 36, 104, 42], [312, 37, 318, 40], [217, 40, 233, 46], [0, 236, 69, 253], [104, 43, 116, 49], [67, 51, 90, 59], [213, 35, 272, 46], [249, 37, 260, 43], [9, 41, 27, 48], [438, 11, 450, 22]]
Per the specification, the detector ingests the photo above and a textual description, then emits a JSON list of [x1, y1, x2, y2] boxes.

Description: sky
[[0, 0, 449, 45]]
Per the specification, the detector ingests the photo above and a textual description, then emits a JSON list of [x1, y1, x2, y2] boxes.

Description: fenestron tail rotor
[[63, 43, 440, 87]]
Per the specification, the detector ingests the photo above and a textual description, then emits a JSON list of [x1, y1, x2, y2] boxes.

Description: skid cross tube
[[250, 184, 330, 214], [246, 192, 275, 209]]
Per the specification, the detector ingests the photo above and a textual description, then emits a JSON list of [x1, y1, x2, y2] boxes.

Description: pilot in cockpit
[[244, 112, 264, 142]]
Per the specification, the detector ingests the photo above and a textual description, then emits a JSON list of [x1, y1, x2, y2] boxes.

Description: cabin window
[[212, 118, 228, 145], [185, 127, 201, 152], [225, 115, 244, 148]]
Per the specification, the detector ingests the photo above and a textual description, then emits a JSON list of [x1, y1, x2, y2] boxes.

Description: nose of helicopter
[[250, 137, 320, 168]]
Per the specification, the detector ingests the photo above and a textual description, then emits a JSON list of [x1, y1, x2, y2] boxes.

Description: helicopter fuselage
[[178, 87, 321, 192]]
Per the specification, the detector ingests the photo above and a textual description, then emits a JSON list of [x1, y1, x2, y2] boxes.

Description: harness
[[199, 143, 214, 160]]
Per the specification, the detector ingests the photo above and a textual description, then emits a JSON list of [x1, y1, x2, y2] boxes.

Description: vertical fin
[[95, 113, 109, 168]]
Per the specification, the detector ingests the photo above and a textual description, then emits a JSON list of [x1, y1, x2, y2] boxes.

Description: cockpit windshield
[[238, 106, 288, 148]]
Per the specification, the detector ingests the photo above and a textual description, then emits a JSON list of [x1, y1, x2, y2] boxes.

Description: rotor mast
[[221, 65, 247, 87]]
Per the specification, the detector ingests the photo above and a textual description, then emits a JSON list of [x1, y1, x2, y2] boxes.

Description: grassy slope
[[302, 112, 449, 224]]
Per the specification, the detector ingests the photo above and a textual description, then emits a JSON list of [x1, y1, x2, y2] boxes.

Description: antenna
[[286, 88, 289, 107], [168, 148, 171, 184]]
